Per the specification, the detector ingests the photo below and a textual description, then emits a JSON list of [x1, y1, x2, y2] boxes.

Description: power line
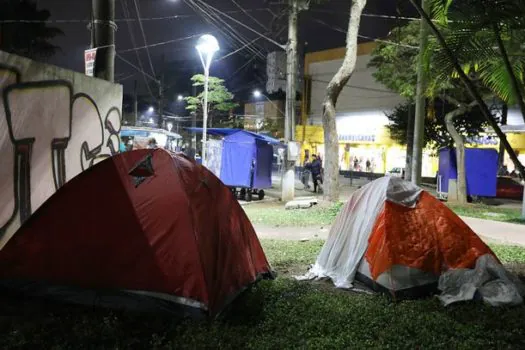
[[120, 0, 155, 100], [118, 33, 203, 53], [199, 1, 266, 59], [185, 0, 266, 60], [0, 9, 272, 24], [193, 0, 285, 50], [196, 0, 266, 59], [132, 0, 156, 77], [116, 53, 158, 83], [230, 0, 269, 31], [216, 37, 262, 61], [311, 8, 421, 22], [311, 17, 419, 50], [311, 78, 398, 95], [116, 73, 137, 82]]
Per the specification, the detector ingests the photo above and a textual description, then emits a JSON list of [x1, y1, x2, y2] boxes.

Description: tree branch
[[409, 0, 525, 177]]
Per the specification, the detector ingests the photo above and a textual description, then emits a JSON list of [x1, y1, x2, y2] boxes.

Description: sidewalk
[[254, 218, 525, 247], [461, 216, 525, 247]]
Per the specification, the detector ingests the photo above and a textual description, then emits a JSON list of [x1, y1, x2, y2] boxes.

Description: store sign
[[466, 135, 498, 145], [338, 134, 376, 142], [84, 48, 97, 77]]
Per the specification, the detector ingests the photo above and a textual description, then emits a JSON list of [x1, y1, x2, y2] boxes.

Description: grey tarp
[[438, 254, 525, 307]]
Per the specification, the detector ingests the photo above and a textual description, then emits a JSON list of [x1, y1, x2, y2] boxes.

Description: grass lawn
[[447, 203, 525, 225], [1, 240, 525, 349], [243, 202, 344, 227], [243, 201, 525, 228]]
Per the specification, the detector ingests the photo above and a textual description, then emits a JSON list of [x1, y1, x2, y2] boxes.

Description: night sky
[[34, 0, 416, 101]]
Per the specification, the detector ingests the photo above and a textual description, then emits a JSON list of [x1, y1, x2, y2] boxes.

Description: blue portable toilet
[[437, 148, 498, 200], [187, 128, 283, 200]]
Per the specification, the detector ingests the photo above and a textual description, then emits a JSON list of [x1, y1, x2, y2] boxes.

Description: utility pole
[[191, 68, 198, 158], [411, 0, 430, 185], [158, 54, 165, 129], [90, 0, 116, 82], [281, 0, 300, 202], [133, 80, 138, 126]]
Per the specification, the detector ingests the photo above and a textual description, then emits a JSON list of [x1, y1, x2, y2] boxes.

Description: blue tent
[[187, 128, 283, 189]]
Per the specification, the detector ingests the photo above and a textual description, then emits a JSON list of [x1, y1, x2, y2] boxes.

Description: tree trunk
[[411, 0, 431, 185], [322, 0, 367, 202], [491, 22, 525, 124], [498, 103, 508, 168], [405, 101, 414, 181], [409, 0, 525, 179], [444, 102, 476, 204]]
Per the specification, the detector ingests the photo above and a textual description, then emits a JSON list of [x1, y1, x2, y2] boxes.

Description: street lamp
[[148, 106, 154, 113], [253, 90, 262, 98], [177, 94, 184, 101], [196, 34, 220, 164]]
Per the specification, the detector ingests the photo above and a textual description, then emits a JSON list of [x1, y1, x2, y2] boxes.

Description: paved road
[[253, 216, 525, 247]]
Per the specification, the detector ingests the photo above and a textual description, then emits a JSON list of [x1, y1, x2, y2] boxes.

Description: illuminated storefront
[[298, 43, 525, 177], [296, 124, 439, 177]]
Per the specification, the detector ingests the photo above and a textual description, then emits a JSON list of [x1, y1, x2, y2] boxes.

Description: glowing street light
[[177, 94, 184, 101], [253, 90, 262, 98], [196, 34, 220, 164], [148, 106, 154, 113]]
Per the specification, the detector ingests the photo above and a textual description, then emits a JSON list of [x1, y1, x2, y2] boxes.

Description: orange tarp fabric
[[365, 192, 497, 280]]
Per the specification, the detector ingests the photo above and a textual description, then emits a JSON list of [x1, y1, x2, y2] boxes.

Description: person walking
[[306, 154, 323, 193], [302, 156, 311, 190]]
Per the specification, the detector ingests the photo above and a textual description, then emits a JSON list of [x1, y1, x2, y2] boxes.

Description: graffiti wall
[[0, 51, 122, 248]]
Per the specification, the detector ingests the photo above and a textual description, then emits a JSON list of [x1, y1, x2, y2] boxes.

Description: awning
[[121, 126, 182, 139], [186, 128, 283, 146], [501, 125, 525, 134]]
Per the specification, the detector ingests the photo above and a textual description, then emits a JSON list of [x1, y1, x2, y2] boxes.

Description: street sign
[[84, 48, 97, 77]]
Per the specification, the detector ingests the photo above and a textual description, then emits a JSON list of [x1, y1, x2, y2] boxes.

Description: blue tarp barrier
[[438, 148, 498, 197]]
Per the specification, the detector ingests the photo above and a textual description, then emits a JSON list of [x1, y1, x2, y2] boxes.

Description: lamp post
[[196, 34, 220, 164]]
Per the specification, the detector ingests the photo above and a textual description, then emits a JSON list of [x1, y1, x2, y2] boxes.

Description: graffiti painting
[[0, 59, 122, 248]]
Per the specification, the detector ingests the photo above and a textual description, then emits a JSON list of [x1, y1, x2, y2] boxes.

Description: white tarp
[[438, 254, 525, 307], [297, 177, 422, 288]]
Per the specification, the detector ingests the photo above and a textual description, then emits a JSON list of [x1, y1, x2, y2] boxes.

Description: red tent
[[0, 149, 274, 317]]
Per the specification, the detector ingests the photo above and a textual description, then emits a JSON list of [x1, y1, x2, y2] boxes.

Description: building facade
[[297, 42, 525, 176], [243, 99, 289, 138]]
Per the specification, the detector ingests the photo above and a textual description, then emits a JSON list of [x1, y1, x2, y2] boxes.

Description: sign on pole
[[84, 48, 97, 77]]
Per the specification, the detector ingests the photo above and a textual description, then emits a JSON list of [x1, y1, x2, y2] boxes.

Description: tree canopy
[[428, 0, 525, 114], [185, 75, 238, 126], [386, 100, 490, 151], [0, 0, 63, 59], [369, 20, 493, 149]]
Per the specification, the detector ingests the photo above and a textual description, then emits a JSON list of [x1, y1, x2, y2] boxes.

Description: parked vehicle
[[386, 167, 405, 178], [496, 176, 524, 200]]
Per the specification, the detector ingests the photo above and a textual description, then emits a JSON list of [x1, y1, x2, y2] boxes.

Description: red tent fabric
[[0, 149, 274, 317]]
